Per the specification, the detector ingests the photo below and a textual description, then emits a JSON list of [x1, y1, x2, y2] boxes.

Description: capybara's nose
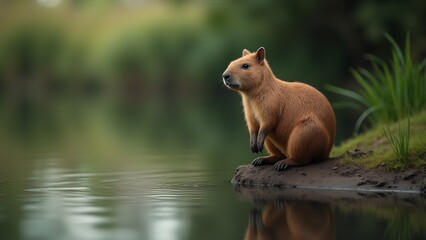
[[223, 73, 231, 81]]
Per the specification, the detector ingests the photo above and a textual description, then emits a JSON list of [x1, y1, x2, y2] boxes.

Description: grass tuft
[[383, 112, 410, 167], [332, 110, 426, 170], [327, 32, 426, 133]]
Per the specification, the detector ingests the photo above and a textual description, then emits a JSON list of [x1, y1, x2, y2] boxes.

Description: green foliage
[[383, 113, 410, 167], [332, 110, 426, 170], [327, 33, 426, 133], [1, 1, 426, 115], [0, 21, 67, 79], [0, 4, 236, 95]]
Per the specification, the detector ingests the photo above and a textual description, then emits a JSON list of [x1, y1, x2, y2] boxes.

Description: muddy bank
[[231, 154, 426, 194]]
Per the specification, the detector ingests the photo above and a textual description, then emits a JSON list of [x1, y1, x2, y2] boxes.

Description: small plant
[[383, 112, 411, 167], [327, 32, 426, 133]]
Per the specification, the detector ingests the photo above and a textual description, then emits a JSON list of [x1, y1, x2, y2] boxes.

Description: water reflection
[[22, 159, 114, 240], [244, 200, 335, 240], [235, 186, 426, 240], [16, 156, 215, 240]]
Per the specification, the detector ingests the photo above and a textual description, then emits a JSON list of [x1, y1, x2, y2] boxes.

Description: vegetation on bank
[[331, 110, 426, 170], [327, 33, 426, 133], [328, 33, 425, 170]]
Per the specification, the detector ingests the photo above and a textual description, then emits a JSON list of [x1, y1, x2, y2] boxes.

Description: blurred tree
[[0, 0, 425, 98]]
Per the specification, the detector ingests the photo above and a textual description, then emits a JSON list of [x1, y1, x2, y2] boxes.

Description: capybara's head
[[222, 47, 269, 92]]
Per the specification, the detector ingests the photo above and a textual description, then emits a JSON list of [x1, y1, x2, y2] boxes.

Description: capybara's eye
[[242, 63, 249, 70]]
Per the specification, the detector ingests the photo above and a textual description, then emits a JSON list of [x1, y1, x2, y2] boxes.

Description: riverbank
[[231, 153, 425, 194], [231, 110, 426, 194]]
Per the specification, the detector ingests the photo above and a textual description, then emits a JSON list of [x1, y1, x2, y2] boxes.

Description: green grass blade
[[357, 67, 383, 105], [354, 104, 381, 133], [384, 32, 405, 66], [325, 84, 370, 107], [365, 54, 386, 66], [332, 101, 366, 111]]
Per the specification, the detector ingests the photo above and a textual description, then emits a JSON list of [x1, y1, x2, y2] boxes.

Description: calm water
[[0, 96, 425, 240]]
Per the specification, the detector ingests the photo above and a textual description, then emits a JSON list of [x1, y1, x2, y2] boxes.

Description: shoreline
[[231, 157, 426, 195]]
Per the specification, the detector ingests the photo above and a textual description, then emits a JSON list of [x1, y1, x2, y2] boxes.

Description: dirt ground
[[232, 150, 426, 194]]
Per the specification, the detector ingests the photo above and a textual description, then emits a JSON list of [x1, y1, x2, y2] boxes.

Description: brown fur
[[244, 201, 335, 240], [222, 47, 336, 170]]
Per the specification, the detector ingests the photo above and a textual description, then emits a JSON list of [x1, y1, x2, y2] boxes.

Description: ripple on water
[[23, 163, 226, 212]]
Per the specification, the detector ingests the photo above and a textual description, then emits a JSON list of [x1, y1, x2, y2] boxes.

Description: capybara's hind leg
[[275, 117, 329, 171], [274, 158, 301, 171]]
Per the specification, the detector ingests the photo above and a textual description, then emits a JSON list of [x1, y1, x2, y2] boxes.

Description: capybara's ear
[[255, 47, 265, 64], [242, 49, 251, 56]]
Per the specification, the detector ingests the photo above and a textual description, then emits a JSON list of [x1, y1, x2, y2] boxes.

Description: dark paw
[[252, 157, 264, 166], [257, 143, 263, 153], [256, 133, 265, 153], [250, 142, 258, 153], [274, 161, 288, 171]]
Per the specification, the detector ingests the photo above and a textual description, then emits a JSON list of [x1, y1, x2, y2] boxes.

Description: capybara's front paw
[[250, 141, 258, 153], [252, 157, 264, 166], [256, 131, 266, 153], [250, 134, 259, 153], [257, 142, 263, 153]]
